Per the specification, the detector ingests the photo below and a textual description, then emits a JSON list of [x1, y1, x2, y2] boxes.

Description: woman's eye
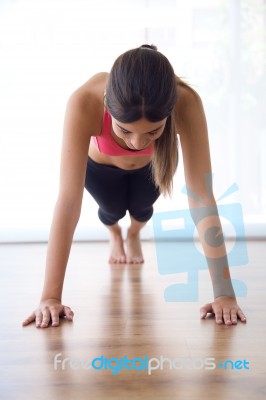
[[120, 128, 159, 136], [148, 131, 160, 137]]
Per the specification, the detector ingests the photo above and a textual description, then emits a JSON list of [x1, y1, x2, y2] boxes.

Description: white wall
[[0, 0, 265, 242]]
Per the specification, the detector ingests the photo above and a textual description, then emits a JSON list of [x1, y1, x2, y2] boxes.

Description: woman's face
[[111, 117, 167, 150]]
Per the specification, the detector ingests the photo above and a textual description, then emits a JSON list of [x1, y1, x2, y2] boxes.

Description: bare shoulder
[[175, 76, 203, 115], [65, 72, 109, 136], [67, 72, 109, 110], [174, 76, 206, 135]]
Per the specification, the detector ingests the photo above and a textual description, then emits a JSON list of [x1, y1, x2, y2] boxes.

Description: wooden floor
[[0, 240, 265, 400]]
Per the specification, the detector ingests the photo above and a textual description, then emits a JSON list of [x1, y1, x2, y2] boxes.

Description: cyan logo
[[217, 359, 250, 370], [152, 175, 248, 302], [53, 353, 250, 375]]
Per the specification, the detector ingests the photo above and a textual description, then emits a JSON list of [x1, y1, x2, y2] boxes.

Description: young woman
[[22, 45, 247, 329]]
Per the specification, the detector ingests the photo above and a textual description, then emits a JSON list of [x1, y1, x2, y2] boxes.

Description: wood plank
[[0, 240, 265, 399]]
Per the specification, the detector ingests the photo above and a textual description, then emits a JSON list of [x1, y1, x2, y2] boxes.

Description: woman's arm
[[23, 90, 93, 328], [174, 83, 247, 325]]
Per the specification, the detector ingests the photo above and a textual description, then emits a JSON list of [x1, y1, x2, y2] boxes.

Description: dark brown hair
[[106, 44, 178, 196]]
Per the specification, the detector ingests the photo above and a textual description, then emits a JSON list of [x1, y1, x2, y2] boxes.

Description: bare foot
[[126, 232, 144, 264], [109, 229, 126, 264]]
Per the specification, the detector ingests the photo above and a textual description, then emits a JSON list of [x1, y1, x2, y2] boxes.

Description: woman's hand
[[200, 296, 247, 325], [22, 299, 74, 328]]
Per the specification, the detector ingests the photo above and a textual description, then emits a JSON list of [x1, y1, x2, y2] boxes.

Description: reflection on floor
[[0, 240, 265, 400]]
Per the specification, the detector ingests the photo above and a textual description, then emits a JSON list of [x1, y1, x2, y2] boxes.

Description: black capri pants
[[84, 157, 160, 226]]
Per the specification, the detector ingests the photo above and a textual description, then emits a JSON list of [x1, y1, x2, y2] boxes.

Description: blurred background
[[0, 0, 265, 242]]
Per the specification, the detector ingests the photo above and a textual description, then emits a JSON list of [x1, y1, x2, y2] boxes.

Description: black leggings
[[84, 157, 160, 225]]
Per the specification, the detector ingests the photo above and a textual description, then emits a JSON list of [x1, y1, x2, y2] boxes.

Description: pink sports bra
[[92, 109, 153, 156]]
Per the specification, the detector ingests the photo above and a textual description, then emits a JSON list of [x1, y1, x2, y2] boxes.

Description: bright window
[[0, 0, 265, 241]]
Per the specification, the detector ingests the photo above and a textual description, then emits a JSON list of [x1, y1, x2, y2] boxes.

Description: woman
[[22, 45, 247, 328]]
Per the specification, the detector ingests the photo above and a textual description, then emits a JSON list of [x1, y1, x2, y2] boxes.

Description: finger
[[63, 306, 74, 321], [40, 307, 51, 328], [237, 309, 247, 323], [35, 311, 43, 328], [200, 303, 212, 319], [50, 308, 60, 327], [222, 308, 232, 325], [22, 312, 35, 326], [214, 306, 223, 324], [230, 308, 238, 325]]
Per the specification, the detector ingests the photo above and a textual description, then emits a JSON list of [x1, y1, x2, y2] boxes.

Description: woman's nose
[[131, 135, 147, 149]]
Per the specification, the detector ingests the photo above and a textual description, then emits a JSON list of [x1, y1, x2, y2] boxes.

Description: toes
[[109, 255, 126, 264], [126, 256, 144, 264]]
